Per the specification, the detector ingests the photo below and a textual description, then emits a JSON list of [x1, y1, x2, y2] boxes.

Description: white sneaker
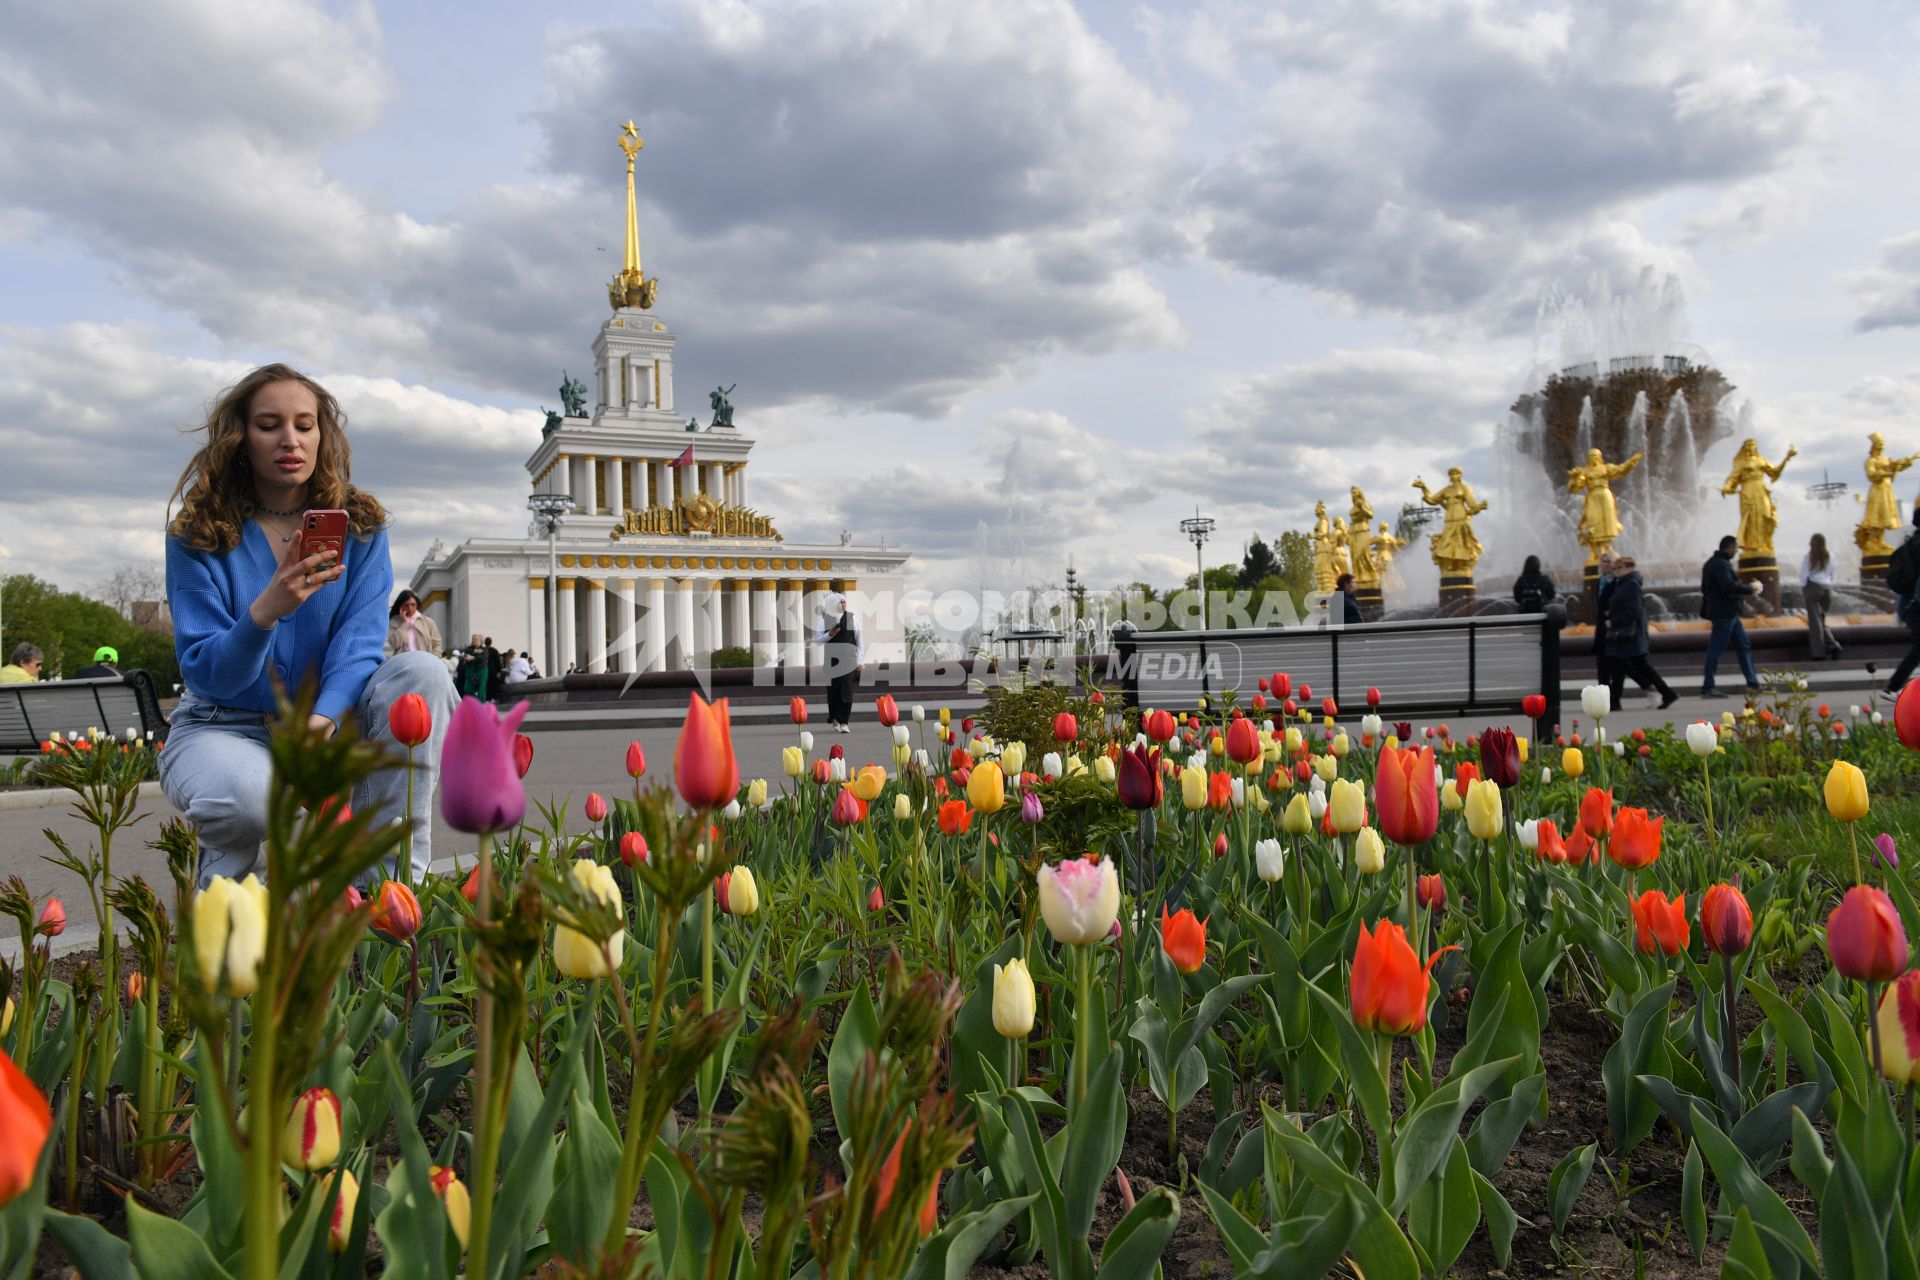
[[839, 722, 851, 733]]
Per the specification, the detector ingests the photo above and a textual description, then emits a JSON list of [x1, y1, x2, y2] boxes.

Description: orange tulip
[[1207, 771, 1234, 811], [1534, 818, 1567, 864], [0, 1047, 52, 1208], [1579, 787, 1613, 839], [1699, 883, 1752, 956], [1349, 919, 1452, 1037], [1452, 761, 1479, 799], [1608, 807, 1662, 870], [1375, 745, 1439, 845], [674, 694, 739, 810], [1828, 885, 1909, 982], [1632, 890, 1689, 956], [937, 799, 973, 836], [369, 880, 423, 943], [1564, 822, 1595, 865], [1160, 905, 1207, 974]]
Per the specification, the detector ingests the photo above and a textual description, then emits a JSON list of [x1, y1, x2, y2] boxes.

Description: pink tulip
[[440, 697, 531, 834]]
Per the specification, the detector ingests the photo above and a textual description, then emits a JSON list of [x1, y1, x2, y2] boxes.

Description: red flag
[[668, 444, 694, 468]]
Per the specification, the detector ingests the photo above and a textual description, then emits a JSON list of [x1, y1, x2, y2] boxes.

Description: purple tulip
[[1876, 832, 1900, 870], [1021, 791, 1045, 825], [440, 697, 532, 834]]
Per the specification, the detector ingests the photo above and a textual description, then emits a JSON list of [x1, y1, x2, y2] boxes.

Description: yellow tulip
[[553, 858, 625, 979], [194, 874, 268, 997], [1066, 754, 1087, 777], [992, 958, 1037, 1038], [1331, 732, 1350, 758], [968, 761, 1006, 814], [1180, 765, 1208, 810], [1209, 735, 1225, 757], [324, 1170, 359, 1253], [1322, 715, 1335, 731], [746, 778, 767, 808], [1441, 781, 1464, 812], [1001, 741, 1027, 778], [1314, 754, 1338, 782], [1282, 792, 1313, 835], [1562, 747, 1584, 779], [1094, 755, 1116, 784], [1284, 727, 1303, 753], [727, 867, 760, 916], [849, 765, 887, 802], [781, 745, 804, 778], [1384, 735, 1400, 750], [938, 724, 952, 743], [0, 997, 12, 1037], [1516, 736, 1529, 763], [892, 743, 911, 767], [894, 794, 913, 821], [1354, 827, 1385, 874], [1825, 759, 1869, 823], [1330, 778, 1365, 834], [1465, 778, 1503, 841], [939, 707, 952, 726], [967, 736, 989, 760]]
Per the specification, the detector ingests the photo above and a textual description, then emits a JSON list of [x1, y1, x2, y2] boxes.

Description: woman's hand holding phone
[[249, 530, 343, 628]]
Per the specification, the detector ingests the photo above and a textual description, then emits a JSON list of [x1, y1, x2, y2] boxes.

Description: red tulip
[[1350, 919, 1450, 1037], [1, 1048, 54, 1207], [1452, 761, 1479, 799], [1829, 885, 1909, 982], [1478, 727, 1520, 789], [1271, 673, 1290, 699], [1213, 832, 1228, 859], [1225, 716, 1261, 764], [369, 880, 422, 943], [36, 899, 65, 938], [1394, 721, 1412, 741], [831, 787, 864, 826], [1700, 883, 1752, 956], [1579, 787, 1614, 839], [1375, 745, 1439, 845], [584, 792, 609, 823], [789, 696, 808, 725], [1322, 697, 1338, 717], [714, 872, 732, 913], [811, 758, 831, 784], [937, 799, 973, 836], [1116, 744, 1163, 809], [1292, 759, 1311, 783], [1897, 682, 1920, 750], [1053, 712, 1078, 743], [876, 695, 900, 727], [619, 831, 649, 866], [1417, 873, 1446, 912], [1534, 818, 1567, 864], [1632, 890, 1689, 956], [868, 885, 884, 913], [1522, 693, 1547, 720], [1160, 905, 1208, 974], [830, 743, 846, 761], [673, 694, 739, 810], [388, 692, 432, 748], [1251, 694, 1267, 712], [625, 741, 647, 778], [1258, 677, 1270, 692], [1283, 698, 1298, 716], [1144, 709, 1176, 742], [1564, 823, 1595, 865], [1609, 807, 1662, 870], [1299, 683, 1312, 701], [961, 717, 975, 735], [1207, 771, 1233, 810], [512, 732, 534, 779]]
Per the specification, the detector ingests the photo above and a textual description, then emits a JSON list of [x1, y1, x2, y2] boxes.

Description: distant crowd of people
[[388, 588, 537, 702]]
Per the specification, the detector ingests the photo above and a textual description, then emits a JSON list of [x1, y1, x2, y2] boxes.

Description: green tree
[[1239, 534, 1280, 588], [1274, 530, 1313, 601], [2, 573, 179, 688]]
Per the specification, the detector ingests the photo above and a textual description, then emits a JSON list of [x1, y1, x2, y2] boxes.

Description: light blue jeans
[[159, 651, 459, 886]]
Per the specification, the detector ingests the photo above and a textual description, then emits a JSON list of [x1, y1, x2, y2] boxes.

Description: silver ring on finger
[[303, 574, 312, 586]]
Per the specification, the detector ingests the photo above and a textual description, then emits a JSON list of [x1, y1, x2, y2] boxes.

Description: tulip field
[[5, 677, 1920, 1279]]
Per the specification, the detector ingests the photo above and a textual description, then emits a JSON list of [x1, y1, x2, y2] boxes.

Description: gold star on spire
[[608, 119, 657, 310]]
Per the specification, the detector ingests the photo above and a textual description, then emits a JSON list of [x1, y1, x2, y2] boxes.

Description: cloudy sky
[[5, 0, 1920, 604]]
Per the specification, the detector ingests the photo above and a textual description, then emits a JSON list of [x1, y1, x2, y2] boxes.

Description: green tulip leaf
[[1547, 1142, 1596, 1236], [1094, 1186, 1181, 1280]]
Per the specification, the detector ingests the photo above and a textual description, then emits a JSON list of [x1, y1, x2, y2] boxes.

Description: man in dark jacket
[[1593, 552, 1616, 689], [1334, 574, 1365, 626], [1700, 536, 1760, 697], [1606, 558, 1677, 709]]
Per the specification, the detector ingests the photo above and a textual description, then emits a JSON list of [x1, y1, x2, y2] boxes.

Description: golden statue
[[1310, 502, 1338, 593], [1411, 468, 1488, 577], [1370, 521, 1406, 581], [1346, 487, 1377, 587], [607, 120, 660, 311], [1332, 517, 1354, 580], [1858, 433, 1919, 557], [1719, 437, 1796, 557], [1566, 447, 1645, 563]]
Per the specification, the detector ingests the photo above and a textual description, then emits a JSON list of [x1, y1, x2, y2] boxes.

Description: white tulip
[[829, 757, 847, 782], [1254, 838, 1285, 883], [1685, 722, 1718, 757], [1541, 767, 1552, 784], [1042, 751, 1064, 778], [1230, 777, 1246, 810], [1360, 713, 1382, 738], [892, 725, 911, 747], [1516, 818, 1540, 850], [1581, 684, 1611, 719], [722, 799, 742, 819], [799, 731, 814, 752], [1308, 790, 1328, 821], [912, 704, 926, 722]]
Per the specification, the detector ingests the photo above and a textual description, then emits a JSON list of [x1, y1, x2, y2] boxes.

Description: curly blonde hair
[[168, 364, 387, 553]]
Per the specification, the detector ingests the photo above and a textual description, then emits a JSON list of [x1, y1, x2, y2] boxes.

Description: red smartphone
[[301, 509, 350, 564]]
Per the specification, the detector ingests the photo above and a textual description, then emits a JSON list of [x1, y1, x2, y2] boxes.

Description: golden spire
[[608, 119, 658, 311]]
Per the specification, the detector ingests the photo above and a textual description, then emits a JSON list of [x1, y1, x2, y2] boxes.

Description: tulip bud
[[624, 740, 647, 778], [728, 867, 761, 916], [868, 885, 884, 912], [1516, 818, 1539, 850], [619, 831, 648, 866], [1561, 747, 1584, 778], [1699, 883, 1752, 956], [193, 874, 268, 997], [1464, 779, 1503, 841], [800, 730, 815, 752], [1021, 791, 1045, 824], [430, 1165, 472, 1249], [894, 794, 913, 821], [1213, 832, 1229, 859], [0, 997, 12, 1038], [1254, 837, 1284, 882], [369, 880, 422, 944], [35, 899, 65, 937], [127, 971, 146, 1003], [584, 792, 609, 823], [1093, 754, 1116, 783], [1308, 789, 1328, 821], [324, 1169, 359, 1253], [388, 692, 433, 748], [1582, 684, 1611, 719], [1878, 973, 1920, 1084], [829, 756, 847, 782], [1282, 793, 1312, 835], [552, 859, 624, 979], [992, 958, 1037, 1037], [1417, 873, 1446, 912], [283, 1086, 342, 1171], [789, 696, 808, 725], [1876, 832, 1900, 869], [1685, 722, 1718, 756], [1824, 759, 1869, 823], [1001, 741, 1027, 778], [1354, 826, 1385, 873], [782, 745, 804, 778], [912, 704, 926, 722], [512, 732, 535, 779], [1829, 884, 1908, 982]]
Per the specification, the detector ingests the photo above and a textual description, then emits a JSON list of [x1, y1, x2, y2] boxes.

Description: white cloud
[[1848, 232, 1920, 332]]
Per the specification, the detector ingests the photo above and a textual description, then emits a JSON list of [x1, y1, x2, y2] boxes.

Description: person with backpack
[[1700, 535, 1761, 698], [1606, 557, 1678, 710], [1881, 507, 1920, 697], [1799, 533, 1842, 661]]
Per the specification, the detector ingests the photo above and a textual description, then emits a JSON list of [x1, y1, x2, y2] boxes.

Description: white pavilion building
[[408, 122, 908, 676]]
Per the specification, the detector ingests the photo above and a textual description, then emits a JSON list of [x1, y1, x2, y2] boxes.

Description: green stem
[[1850, 823, 1863, 886], [402, 745, 416, 891], [1869, 979, 1885, 1085], [241, 994, 280, 1280], [1072, 943, 1094, 1112], [1721, 952, 1741, 1109], [605, 904, 678, 1253], [467, 833, 500, 1279]]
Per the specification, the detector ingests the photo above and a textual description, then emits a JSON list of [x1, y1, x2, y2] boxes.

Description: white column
[[660, 357, 673, 411], [586, 580, 608, 673], [804, 581, 828, 670], [651, 460, 669, 508], [700, 581, 723, 655], [529, 579, 548, 676], [736, 467, 748, 507], [727, 582, 751, 653], [644, 579, 667, 673], [673, 580, 696, 670], [752, 582, 778, 668], [557, 578, 577, 675], [779, 582, 806, 673], [589, 456, 606, 513], [631, 361, 649, 408], [615, 577, 638, 673], [607, 455, 625, 517]]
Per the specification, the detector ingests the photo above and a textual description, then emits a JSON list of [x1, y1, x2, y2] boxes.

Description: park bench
[[1107, 613, 1562, 727], [0, 671, 171, 753]]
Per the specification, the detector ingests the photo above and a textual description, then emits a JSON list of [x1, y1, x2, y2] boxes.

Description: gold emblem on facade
[[614, 497, 784, 541]]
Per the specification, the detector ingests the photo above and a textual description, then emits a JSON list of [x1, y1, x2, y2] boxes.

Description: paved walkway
[[0, 666, 1886, 952]]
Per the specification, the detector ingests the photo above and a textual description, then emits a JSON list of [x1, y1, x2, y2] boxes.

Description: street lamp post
[[1179, 508, 1215, 629], [527, 493, 575, 677]]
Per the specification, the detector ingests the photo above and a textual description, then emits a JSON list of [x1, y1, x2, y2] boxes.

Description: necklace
[[257, 511, 301, 544], [258, 503, 306, 517]]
